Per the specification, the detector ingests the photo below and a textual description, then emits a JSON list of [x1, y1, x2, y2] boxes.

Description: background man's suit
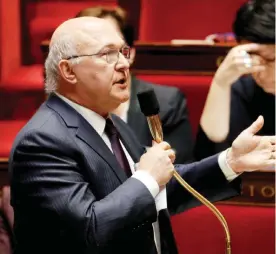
[[9, 94, 240, 254], [128, 76, 194, 163]]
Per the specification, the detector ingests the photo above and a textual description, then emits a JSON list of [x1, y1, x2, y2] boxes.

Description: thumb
[[245, 115, 264, 135], [152, 140, 158, 146]]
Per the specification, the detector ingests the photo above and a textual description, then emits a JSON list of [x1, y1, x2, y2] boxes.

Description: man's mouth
[[116, 78, 126, 84]]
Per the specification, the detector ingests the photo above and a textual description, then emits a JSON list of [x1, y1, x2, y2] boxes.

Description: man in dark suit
[[76, 6, 194, 164], [9, 17, 275, 254]]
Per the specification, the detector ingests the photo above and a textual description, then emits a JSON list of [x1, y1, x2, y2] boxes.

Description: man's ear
[[129, 47, 136, 66], [58, 60, 77, 84]]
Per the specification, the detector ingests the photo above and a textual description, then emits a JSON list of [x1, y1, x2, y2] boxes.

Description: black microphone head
[[137, 89, 160, 116]]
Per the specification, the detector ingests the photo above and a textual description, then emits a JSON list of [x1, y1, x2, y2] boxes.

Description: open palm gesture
[[227, 116, 275, 173]]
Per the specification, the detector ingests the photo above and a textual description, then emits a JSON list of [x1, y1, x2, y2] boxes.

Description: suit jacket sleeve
[[167, 154, 241, 215], [10, 131, 157, 248], [162, 90, 194, 164]]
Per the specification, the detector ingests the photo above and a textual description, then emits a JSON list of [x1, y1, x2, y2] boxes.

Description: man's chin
[[120, 95, 130, 103], [117, 91, 130, 102], [262, 86, 276, 95], [109, 94, 129, 109]]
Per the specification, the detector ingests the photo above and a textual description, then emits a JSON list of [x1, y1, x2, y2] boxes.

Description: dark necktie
[[105, 118, 132, 177]]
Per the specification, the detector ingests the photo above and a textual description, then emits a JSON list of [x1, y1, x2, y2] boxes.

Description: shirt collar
[[55, 92, 106, 137]]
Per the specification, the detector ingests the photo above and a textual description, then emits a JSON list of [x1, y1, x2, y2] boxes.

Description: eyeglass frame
[[65, 46, 131, 64]]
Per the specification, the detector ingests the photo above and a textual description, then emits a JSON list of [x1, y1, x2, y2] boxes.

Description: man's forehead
[[79, 27, 125, 51], [51, 16, 122, 46]]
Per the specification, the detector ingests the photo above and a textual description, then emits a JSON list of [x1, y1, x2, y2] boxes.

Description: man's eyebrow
[[98, 42, 127, 52]]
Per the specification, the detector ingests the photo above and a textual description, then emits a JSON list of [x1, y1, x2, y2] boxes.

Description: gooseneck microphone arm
[[137, 89, 231, 254]]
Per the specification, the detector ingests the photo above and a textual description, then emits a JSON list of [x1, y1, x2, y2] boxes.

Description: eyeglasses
[[65, 46, 131, 64]]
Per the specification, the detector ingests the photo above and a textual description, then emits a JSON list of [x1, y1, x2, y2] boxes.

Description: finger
[[237, 43, 262, 54], [245, 115, 264, 135], [235, 56, 266, 73], [158, 141, 171, 150], [263, 162, 276, 171], [2, 186, 10, 208], [166, 149, 176, 162], [236, 55, 263, 66], [269, 136, 276, 145], [245, 65, 266, 73], [250, 54, 266, 64], [237, 64, 266, 74]]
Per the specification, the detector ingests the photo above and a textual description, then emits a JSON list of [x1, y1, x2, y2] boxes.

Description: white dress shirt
[[56, 93, 238, 254]]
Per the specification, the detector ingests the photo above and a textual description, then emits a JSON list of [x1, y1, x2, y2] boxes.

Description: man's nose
[[115, 53, 130, 71]]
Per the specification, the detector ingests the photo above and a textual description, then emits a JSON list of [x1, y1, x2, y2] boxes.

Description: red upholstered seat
[[1, 64, 43, 91], [136, 75, 213, 136], [171, 205, 275, 254], [0, 65, 44, 119], [0, 121, 26, 158], [26, 1, 117, 64], [29, 17, 68, 64]]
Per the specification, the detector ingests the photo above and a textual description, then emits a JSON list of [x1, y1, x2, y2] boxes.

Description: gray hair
[[44, 34, 80, 94]]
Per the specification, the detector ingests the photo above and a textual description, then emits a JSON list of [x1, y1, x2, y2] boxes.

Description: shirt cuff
[[218, 149, 240, 182], [132, 171, 160, 198], [155, 188, 167, 212]]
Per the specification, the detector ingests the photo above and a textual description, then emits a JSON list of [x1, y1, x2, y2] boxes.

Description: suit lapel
[[76, 117, 127, 182], [46, 94, 127, 183]]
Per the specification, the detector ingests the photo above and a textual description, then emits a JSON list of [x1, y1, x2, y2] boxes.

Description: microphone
[[137, 89, 163, 143], [137, 89, 232, 254]]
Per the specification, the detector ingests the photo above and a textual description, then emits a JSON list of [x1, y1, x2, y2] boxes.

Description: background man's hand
[[138, 141, 175, 187], [227, 116, 275, 173]]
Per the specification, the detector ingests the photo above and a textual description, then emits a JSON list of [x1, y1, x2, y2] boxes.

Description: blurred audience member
[[0, 186, 14, 254], [195, 0, 275, 160], [205, 32, 236, 43], [76, 6, 194, 163]]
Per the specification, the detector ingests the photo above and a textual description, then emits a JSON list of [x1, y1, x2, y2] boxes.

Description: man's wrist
[[218, 149, 240, 181], [226, 148, 241, 173], [132, 170, 160, 198]]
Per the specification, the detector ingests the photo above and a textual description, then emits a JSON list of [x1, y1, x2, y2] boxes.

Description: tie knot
[[105, 118, 118, 136]]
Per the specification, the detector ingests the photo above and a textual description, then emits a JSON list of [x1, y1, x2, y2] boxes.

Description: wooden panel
[[219, 171, 275, 207], [132, 42, 235, 75]]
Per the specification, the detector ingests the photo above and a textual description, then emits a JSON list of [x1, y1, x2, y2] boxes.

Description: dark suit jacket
[[128, 76, 194, 164], [9, 94, 240, 254]]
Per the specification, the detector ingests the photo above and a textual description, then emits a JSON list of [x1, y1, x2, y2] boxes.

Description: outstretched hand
[[227, 116, 275, 173]]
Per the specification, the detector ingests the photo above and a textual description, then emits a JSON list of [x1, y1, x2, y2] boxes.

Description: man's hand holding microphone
[[137, 142, 175, 188]]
